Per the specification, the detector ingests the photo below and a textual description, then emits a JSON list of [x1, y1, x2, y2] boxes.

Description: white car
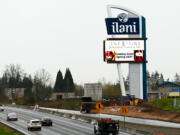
[[0, 104, 5, 111], [7, 112, 18, 121], [27, 119, 42, 131], [12, 102, 16, 105]]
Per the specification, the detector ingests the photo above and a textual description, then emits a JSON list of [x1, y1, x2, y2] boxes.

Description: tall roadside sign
[[104, 5, 147, 101]]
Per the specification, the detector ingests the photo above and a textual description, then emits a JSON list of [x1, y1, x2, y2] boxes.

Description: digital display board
[[104, 40, 145, 63]]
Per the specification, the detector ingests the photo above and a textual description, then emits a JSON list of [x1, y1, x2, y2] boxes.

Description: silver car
[[27, 119, 42, 131], [7, 112, 18, 121]]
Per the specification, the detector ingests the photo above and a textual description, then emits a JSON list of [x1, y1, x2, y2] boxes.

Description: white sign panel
[[104, 40, 144, 63]]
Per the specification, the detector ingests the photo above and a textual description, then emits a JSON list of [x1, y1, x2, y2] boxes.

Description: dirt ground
[[101, 106, 180, 123]]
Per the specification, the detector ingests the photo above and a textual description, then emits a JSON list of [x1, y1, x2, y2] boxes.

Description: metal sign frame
[[103, 38, 147, 63], [105, 5, 147, 101]]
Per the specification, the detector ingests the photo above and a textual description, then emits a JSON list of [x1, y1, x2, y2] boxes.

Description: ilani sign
[[105, 13, 140, 35]]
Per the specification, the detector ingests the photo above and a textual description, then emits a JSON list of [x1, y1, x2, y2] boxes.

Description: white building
[[84, 83, 102, 101]]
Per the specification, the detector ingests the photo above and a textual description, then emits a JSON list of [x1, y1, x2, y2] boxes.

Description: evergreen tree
[[0, 78, 7, 101], [54, 70, 64, 92], [150, 71, 158, 90], [174, 73, 180, 83], [22, 75, 33, 96], [151, 72, 155, 80], [22, 75, 35, 104], [158, 73, 164, 84], [1, 73, 9, 88], [22, 75, 33, 88], [63, 68, 75, 92], [146, 70, 150, 80], [154, 71, 160, 80]]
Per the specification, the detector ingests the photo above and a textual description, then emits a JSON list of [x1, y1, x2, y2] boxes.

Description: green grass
[[2, 99, 90, 110], [37, 100, 82, 110], [147, 98, 180, 111], [0, 123, 22, 135]]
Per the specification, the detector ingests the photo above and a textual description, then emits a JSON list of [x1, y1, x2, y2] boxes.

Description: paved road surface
[[40, 107, 180, 128], [0, 107, 132, 135]]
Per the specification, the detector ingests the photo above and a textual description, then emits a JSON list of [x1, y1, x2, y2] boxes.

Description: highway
[[40, 107, 180, 128], [0, 106, 132, 135]]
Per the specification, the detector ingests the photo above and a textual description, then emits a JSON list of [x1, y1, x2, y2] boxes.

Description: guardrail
[[0, 120, 31, 135], [6, 105, 180, 135], [38, 107, 180, 135], [38, 107, 150, 135]]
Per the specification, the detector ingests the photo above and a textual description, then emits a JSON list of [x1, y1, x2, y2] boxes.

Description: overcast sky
[[0, 0, 180, 84]]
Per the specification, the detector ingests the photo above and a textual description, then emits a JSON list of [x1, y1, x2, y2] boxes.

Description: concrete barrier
[[6, 105, 180, 135], [0, 120, 30, 135], [38, 107, 180, 135]]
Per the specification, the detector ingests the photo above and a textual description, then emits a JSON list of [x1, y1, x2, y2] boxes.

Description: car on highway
[[0, 104, 5, 111], [27, 119, 42, 131], [41, 117, 53, 126], [12, 102, 16, 105], [7, 112, 18, 121]]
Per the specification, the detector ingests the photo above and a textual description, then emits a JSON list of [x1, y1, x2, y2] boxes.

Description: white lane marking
[[5, 107, 93, 135], [0, 114, 33, 135], [0, 109, 63, 135], [7, 107, 93, 131], [39, 106, 180, 128]]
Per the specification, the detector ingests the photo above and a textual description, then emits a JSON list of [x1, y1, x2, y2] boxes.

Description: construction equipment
[[94, 118, 119, 135], [80, 97, 98, 113], [123, 94, 143, 106]]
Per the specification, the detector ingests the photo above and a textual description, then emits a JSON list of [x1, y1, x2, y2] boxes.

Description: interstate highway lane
[[0, 106, 133, 135]]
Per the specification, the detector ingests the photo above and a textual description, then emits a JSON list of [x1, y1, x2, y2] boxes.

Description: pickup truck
[[94, 118, 119, 135]]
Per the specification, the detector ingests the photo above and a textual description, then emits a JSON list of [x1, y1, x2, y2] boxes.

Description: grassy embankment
[[144, 98, 180, 111], [4, 98, 102, 111], [4, 98, 180, 111], [27, 98, 180, 111], [37, 100, 83, 110], [4, 98, 83, 110], [0, 123, 22, 135]]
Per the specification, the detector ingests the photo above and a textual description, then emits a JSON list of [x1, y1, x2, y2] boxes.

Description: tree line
[[99, 70, 180, 98], [0, 64, 77, 103], [147, 71, 180, 90], [0, 64, 180, 102]]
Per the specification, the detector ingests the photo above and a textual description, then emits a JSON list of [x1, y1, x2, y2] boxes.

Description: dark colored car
[[41, 117, 53, 126]]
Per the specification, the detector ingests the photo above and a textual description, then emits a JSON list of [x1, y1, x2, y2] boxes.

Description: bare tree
[[34, 68, 51, 87], [3, 64, 24, 88], [33, 68, 52, 101], [2, 64, 24, 100]]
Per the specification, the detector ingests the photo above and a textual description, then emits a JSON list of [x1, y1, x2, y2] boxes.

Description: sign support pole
[[96, 102, 103, 120], [117, 64, 126, 96], [124, 115, 125, 129], [120, 106, 128, 130], [99, 110, 100, 120], [107, 5, 126, 97]]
